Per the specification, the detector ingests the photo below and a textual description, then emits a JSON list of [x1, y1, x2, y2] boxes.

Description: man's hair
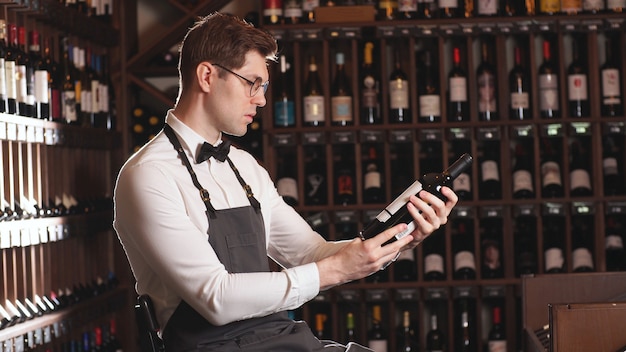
[[178, 12, 278, 89]]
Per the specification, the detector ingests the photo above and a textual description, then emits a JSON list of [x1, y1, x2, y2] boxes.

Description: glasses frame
[[213, 63, 269, 97]]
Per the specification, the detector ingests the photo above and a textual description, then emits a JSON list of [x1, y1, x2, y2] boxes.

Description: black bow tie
[[196, 140, 231, 163]]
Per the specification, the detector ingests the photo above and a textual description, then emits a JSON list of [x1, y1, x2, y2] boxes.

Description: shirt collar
[[165, 110, 225, 163]]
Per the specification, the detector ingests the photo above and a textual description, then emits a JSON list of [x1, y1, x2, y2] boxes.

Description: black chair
[[135, 295, 166, 352]]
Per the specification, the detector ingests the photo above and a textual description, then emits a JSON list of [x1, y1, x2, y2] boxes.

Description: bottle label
[[379, 0, 398, 9], [368, 339, 388, 352], [389, 79, 409, 109], [540, 0, 561, 12], [513, 170, 533, 193], [364, 167, 382, 189], [62, 91, 77, 122], [568, 74, 588, 100], [477, 73, 497, 113], [539, 74, 559, 111], [398, 249, 415, 261], [439, 0, 458, 7], [477, 0, 498, 14], [0, 58, 6, 96], [34, 70, 50, 104], [561, 0, 583, 11], [362, 80, 378, 109], [6, 60, 17, 99], [274, 100, 295, 126], [572, 248, 594, 270], [302, 0, 320, 11], [488, 340, 507, 352], [419, 95, 441, 117], [541, 161, 562, 187], [16, 64, 28, 104], [449, 77, 467, 102], [304, 95, 325, 123], [331, 96, 353, 122], [399, 0, 418, 11], [337, 174, 354, 196], [277, 177, 298, 201], [453, 172, 471, 193], [91, 80, 100, 113], [602, 68, 621, 103], [545, 247, 564, 271], [608, 0, 626, 8], [284, 4, 303, 17], [481, 160, 500, 182], [454, 251, 476, 271], [570, 169, 591, 191], [606, 235, 624, 250], [425, 253, 444, 274], [82, 90, 92, 114], [583, 0, 605, 9], [510, 92, 530, 109], [603, 157, 618, 176]]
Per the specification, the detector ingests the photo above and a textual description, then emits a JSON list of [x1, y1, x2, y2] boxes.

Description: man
[[114, 12, 458, 351]]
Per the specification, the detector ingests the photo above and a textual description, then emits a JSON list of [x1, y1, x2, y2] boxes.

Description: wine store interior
[[1, 0, 626, 351]]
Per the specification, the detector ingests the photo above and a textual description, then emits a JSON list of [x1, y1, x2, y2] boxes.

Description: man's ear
[[196, 62, 212, 93]]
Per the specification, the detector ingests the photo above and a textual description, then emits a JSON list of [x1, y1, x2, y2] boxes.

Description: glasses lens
[[251, 77, 263, 96]]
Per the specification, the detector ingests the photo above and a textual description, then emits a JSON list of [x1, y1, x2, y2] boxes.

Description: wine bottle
[[600, 38, 623, 117], [512, 140, 535, 199], [274, 55, 295, 127], [345, 312, 356, 342], [481, 216, 504, 279], [303, 56, 325, 127], [454, 297, 476, 352], [605, 214, 626, 271], [0, 20, 8, 113], [543, 215, 566, 273], [363, 145, 385, 204], [378, 0, 398, 20], [514, 210, 538, 277], [394, 248, 417, 282], [17, 26, 34, 118], [479, 141, 502, 200], [476, 40, 498, 121], [263, 0, 284, 24], [583, 0, 605, 12], [5, 23, 19, 114], [368, 305, 388, 352], [439, 0, 462, 17], [304, 146, 328, 205], [453, 219, 476, 280], [398, 0, 419, 19], [571, 215, 594, 272], [302, 0, 319, 23], [607, 0, 626, 12], [487, 306, 506, 352], [567, 37, 589, 118], [540, 0, 562, 14], [475, 0, 499, 15], [540, 137, 564, 198], [538, 40, 560, 118], [425, 313, 445, 352], [61, 37, 78, 124], [334, 144, 356, 205], [284, 0, 303, 24], [502, 0, 526, 15], [315, 313, 327, 339], [418, 50, 441, 123], [569, 139, 593, 197], [448, 46, 469, 122], [330, 52, 353, 126], [509, 46, 531, 120], [31, 31, 49, 120], [602, 134, 625, 196], [423, 228, 446, 281], [361, 42, 381, 125], [359, 153, 473, 242], [396, 311, 418, 351], [389, 47, 411, 124], [419, 0, 439, 18], [276, 151, 299, 206], [561, 0, 583, 13]]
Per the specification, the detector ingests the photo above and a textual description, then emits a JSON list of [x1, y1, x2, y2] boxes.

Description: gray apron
[[160, 125, 345, 352]]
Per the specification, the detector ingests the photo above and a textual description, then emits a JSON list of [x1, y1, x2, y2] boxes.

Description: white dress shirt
[[113, 111, 349, 330]]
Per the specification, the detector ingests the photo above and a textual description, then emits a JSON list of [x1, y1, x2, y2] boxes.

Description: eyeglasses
[[213, 63, 269, 97]]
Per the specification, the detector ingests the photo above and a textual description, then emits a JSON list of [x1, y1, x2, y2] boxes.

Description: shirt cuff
[[284, 262, 320, 307]]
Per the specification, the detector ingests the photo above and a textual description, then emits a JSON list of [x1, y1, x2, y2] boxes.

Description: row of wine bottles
[[57, 0, 114, 23], [0, 195, 113, 222], [271, 33, 623, 129], [0, 19, 116, 129], [297, 297, 505, 352], [262, 0, 626, 25]]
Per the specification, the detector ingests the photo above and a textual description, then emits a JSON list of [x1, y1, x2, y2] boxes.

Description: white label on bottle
[[539, 74, 559, 111], [389, 79, 409, 109], [453, 172, 471, 193], [304, 95, 325, 123], [602, 68, 621, 104], [488, 340, 507, 352], [513, 170, 533, 193], [100, 83, 109, 113], [82, 90, 92, 113], [263, 8, 283, 16], [541, 161, 562, 187], [606, 235, 624, 250], [439, 0, 458, 7], [477, 72, 497, 113], [284, 3, 303, 17], [510, 92, 529, 109], [398, 248, 415, 261], [91, 80, 100, 113], [368, 339, 388, 352], [477, 0, 498, 14], [399, 0, 418, 11], [570, 169, 591, 191], [603, 157, 618, 176], [395, 221, 417, 241], [0, 58, 6, 96], [62, 91, 77, 122], [545, 247, 564, 271], [302, 0, 320, 11], [34, 70, 49, 104], [481, 160, 500, 182], [16, 64, 28, 104], [331, 96, 353, 122], [364, 167, 382, 189], [449, 76, 467, 102], [5, 60, 16, 100], [419, 95, 441, 117], [608, 0, 626, 7], [568, 74, 588, 100], [425, 253, 444, 274], [583, 0, 604, 8], [277, 177, 299, 201], [572, 248, 594, 270], [454, 251, 476, 271]]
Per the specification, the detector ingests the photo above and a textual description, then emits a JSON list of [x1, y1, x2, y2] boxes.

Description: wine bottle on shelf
[[476, 39, 498, 121], [425, 313, 445, 352], [302, 0, 319, 23], [454, 297, 476, 352], [61, 37, 78, 125], [419, 0, 439, 18], [583, 0, 605, 12], [453, 218, 476, 280], [480, 216, 504, 279], [475, 0, 499, 16], [605, 214, 626, 272], [398, 0, 418, 19], [538, 39, 560, 118], [393, 248, 417, 282], [602, 134, 625, 196], [396, 311, 418, 351], [509, 46, 531, 120], [607, 0, 626, 12], [274, 55, 295, 128], [514, 211, 538, 277], [487, 306, 506, 352], [283, 0, 303, 24], [567, 37, 589, 118], [389, 47, 411, 124], [276, 150, 299, 206], [479, 141, 502, 200], [540, 0, 561, 14], [304, 146, 328, 205], [448, 46, 469, 122], [331, 52, 353, 126], [334, 144, 356, 205], [423, 228, 446, 281], [31, 30, 49, 120], [561, 0, 583, 13], [17, 26, 34, 118], [543, 215, 566, 273], [571, 215, 595, 273], [378, 0, 398, 20], [540, 137, 564, 198], [512, 140, 535, 199], [368, 305, 388, 352], [361, 42, 381, 125], [263, 0, 284, 24], [569, 139, 593, 197], [0, 20, 8, 114], [451, 138, 473, 200], [418, 50, 441, 123], [5, 23, 19, 115], [439, 0, 462, 17], [600, 38, 623, 117], [315, 313, 327, 339], [359, 153, 473, 243], [303, 55, 325, 127], [502, 0, 526, 15], [344, 311, 356, 342], [363, 145, 385, 204]]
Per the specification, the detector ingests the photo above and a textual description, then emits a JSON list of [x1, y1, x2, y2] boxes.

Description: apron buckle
[[200, 188, 210, 202]]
